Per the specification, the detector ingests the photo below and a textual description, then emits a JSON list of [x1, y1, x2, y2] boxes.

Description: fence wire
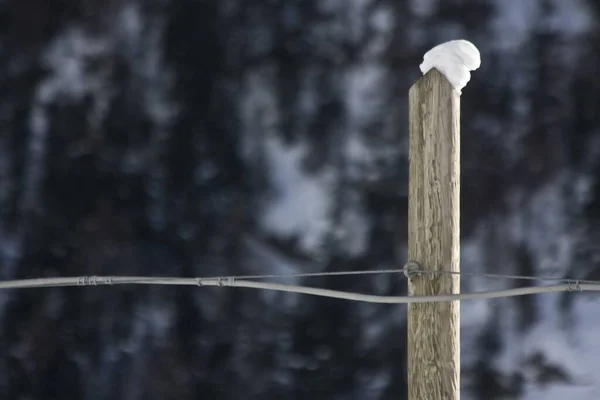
[[0, 268, 597, 304]]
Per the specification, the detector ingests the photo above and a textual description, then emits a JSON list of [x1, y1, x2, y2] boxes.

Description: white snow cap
[[419, 39, 481, 94]]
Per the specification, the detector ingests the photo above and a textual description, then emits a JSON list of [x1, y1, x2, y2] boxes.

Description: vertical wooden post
[[407, 68, 461, 400]]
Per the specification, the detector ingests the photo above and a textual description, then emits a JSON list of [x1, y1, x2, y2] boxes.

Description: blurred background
[[0, 0, 600, 399]]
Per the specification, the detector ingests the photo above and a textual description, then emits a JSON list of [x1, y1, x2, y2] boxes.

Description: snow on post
[[419, 39, 481, 94]]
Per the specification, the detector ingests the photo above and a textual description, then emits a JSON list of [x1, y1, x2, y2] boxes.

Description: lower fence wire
[[0, 272, 595, 304]]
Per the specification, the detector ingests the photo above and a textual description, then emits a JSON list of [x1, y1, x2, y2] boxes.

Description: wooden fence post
[[407, 68, 461, 400]]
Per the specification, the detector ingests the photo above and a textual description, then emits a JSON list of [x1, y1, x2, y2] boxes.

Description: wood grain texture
[[407, 68, 461, 400]]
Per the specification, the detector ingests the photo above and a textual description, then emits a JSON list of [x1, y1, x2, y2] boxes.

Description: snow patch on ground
[[491, 0, 593, 51], [255, 132, 372, 257], [522, 296, 600, 399], [460, 235, 494, 367], [344, 63, 388, 137], [242, 234, 305, 281], [260, 136, 335, 255], [408, 0, 439, 18], [337, 196, 371, 256], [460, 171, 598, 398], [506, 172, 587, 275]]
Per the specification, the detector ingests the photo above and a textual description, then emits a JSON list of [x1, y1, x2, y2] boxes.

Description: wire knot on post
[[403, 261, 423, 279]]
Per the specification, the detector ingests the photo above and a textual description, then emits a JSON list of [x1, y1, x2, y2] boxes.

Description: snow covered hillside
[[0, 0, 599, 399]]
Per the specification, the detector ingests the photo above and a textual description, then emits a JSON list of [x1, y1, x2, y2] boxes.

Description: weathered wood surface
[[407, 68, 461, 400]]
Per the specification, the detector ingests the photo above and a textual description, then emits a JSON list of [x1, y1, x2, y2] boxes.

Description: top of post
[[409, 68, 455, 97], [417, 39, 481, 95]]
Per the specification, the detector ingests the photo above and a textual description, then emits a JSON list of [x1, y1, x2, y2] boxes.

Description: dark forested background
[[1, 0, 600, 399]]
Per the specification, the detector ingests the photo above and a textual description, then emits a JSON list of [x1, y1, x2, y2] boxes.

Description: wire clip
[[76, 276, 113, 286], [403, 261, 423, 279], [567, 280, 582, 292], [195, 277, 236, 287], [77, 276, 99, 286]]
